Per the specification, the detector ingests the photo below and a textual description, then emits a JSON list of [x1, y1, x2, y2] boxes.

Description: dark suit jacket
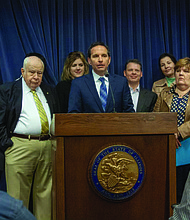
[[136, 88, 157, 112], [0, 78, 59, 171], [68, 73, 134, 113], [55, 80, 72, 113]]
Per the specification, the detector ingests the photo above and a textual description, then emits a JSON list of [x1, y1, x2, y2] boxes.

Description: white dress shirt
[[92, 70, 109, 97], [14, 78, 51, 135], [129, 85, 140, 112]]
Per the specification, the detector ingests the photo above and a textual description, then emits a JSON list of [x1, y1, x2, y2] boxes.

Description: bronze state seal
[[89, 145, 145, 201]]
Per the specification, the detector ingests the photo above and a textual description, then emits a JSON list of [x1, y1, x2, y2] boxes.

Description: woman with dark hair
[[152, 53, 177, 96], [154, 57, 190, 204], [56, 51, 89, 112]]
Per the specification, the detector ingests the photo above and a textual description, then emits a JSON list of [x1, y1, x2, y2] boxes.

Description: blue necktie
[[99, 77, 107, 111]]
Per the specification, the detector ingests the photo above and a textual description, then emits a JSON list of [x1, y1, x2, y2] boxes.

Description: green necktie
[[31, 90, 49, 134]]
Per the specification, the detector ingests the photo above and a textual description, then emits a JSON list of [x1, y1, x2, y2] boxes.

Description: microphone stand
[[105, 72, 116, 113]]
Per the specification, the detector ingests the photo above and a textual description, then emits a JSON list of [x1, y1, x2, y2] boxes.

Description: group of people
[[0, 41, 190, 219]]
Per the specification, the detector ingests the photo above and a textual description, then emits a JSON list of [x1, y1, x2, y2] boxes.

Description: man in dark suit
[[68, 42, 134, 113], [124, 59, 157, 112], [0, 53, 59, 220]]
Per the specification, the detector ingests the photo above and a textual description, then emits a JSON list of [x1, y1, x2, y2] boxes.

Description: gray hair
[[22, 56, 44, 70]]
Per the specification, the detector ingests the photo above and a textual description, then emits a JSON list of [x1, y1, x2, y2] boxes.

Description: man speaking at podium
[[68, 42, 134, 113]]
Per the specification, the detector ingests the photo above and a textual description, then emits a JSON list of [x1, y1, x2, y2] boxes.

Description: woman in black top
[[56, 51, 89, 112]]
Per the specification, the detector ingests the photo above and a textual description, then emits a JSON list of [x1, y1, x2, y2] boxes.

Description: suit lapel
[[85, 73, 104, 111], [40, 83, 54, 117], [164, 92, 173, 110], [137, 88, 146, 112], [13, 78, 23, 118]]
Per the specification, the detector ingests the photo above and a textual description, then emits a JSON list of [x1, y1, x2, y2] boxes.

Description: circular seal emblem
[[89, 145, 145, 201]]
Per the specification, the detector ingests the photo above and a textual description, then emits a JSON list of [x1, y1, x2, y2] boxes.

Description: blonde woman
[[154, 57, 190, 204], [56, 51, 89, 112]]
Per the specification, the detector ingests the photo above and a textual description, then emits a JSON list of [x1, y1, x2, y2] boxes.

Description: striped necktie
[[99, 77, 107, 111], [31, 90, 49, 134]]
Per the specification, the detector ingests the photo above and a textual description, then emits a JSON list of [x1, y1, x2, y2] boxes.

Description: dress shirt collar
[[129, 84, 140, 93], [22, 77, 40, 94], [92, 70, 108, 83]]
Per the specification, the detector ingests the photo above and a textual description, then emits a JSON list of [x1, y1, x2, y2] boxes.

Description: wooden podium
[[52, 112, 177, 220]]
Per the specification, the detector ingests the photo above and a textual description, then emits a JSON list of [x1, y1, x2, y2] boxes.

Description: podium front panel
[[53, 113, 177, 220]]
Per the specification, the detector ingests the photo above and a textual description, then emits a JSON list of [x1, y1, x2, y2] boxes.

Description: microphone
[[105, 72, 116, 113], [105, 71, 109, 77]]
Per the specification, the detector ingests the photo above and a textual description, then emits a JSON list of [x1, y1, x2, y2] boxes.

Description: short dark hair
[[158, 53, 177, 71], [25, 52, 46, 68], [87, 42, 111, 58], [124, 59, 142, 71]]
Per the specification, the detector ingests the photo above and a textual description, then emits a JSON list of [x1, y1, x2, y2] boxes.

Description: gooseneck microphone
[[105, 72, 116, 113]]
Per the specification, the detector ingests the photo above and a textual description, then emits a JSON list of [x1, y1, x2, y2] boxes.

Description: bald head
[[23, 56, 44, 71]]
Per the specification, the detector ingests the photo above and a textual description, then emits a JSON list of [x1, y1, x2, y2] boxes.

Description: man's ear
[[88, 57, 91, 65], [108, 56, 111, 65], [123, 70, 127, 77], [21, 68, 25, 77]]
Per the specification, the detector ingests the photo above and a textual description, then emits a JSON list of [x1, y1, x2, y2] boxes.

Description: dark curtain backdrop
[[0, 0, 190, 89]]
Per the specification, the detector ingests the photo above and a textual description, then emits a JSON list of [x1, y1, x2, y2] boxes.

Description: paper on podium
[[176, 137, 190, 166]]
